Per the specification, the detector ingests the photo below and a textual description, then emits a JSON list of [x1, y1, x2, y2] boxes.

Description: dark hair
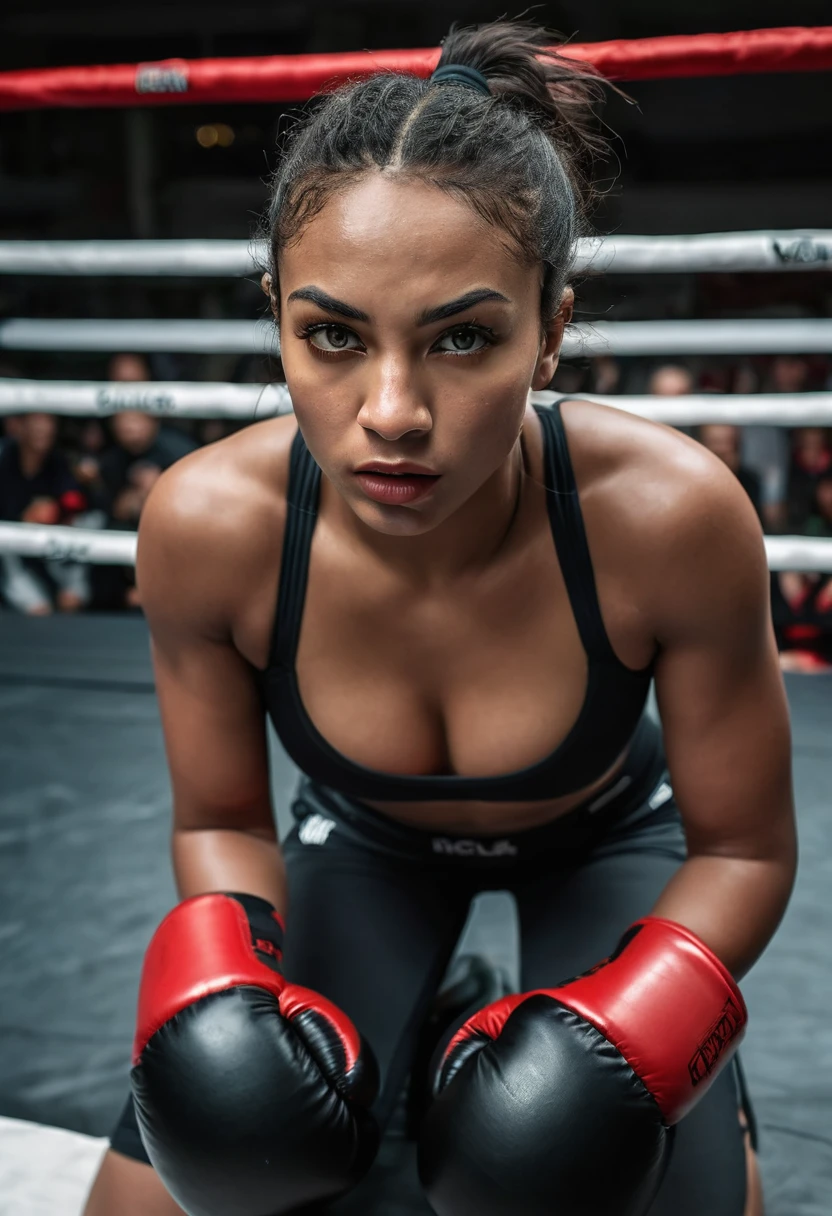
[[264, 20, 611, 322]]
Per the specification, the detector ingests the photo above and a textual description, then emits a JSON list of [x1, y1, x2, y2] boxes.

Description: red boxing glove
[[419, 917, 747, 1216], [132, 893, 378, 1216]]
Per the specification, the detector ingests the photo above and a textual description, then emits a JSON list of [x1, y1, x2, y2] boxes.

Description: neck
[[334, 435, 528, 587]]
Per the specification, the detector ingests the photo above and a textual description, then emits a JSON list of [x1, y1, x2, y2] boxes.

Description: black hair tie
[[429, 63, 491, 97]]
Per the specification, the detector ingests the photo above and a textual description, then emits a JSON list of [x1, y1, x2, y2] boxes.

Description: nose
[[356, 357, 432, 443]]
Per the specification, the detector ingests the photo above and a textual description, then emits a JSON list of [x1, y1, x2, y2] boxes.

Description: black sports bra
[[256, 402, 654, 801]]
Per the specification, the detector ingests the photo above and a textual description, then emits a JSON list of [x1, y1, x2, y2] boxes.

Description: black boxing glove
[[418, 917, 747, 1216], [131, 892, 379, 1216]]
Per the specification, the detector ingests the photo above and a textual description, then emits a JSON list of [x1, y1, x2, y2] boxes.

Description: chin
[[350, 498, 447, 537]]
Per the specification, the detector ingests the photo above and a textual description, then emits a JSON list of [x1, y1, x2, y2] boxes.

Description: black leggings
[[111, 727, 750, 1214]]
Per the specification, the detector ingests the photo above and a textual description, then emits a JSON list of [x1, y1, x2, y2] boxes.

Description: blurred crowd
[[0, 353, 243, 615], [2, 350, 832, 669]]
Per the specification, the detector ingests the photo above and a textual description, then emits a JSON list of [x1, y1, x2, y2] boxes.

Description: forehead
[[279, 173, 533, 304]]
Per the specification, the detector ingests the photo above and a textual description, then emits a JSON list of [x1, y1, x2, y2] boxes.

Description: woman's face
[[276, 173, 567, 536]]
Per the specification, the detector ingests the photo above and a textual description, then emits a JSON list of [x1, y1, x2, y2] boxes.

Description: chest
[[276, 528, 615, 779], [235, 482, 653, 781]]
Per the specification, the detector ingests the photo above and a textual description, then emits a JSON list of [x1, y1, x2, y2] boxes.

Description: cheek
[[282, 337, 360, 416], [281, 348, 354, 457], [442, 353, 531, 435], [438, 387, 526, 490]]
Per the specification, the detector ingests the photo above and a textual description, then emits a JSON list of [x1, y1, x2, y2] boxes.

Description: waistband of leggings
[[291, 713, 672, 865]]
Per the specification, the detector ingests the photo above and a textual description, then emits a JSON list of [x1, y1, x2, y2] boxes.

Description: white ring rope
[[0, 521, 829, 573], [3, 317, 832, 357], [0, 318, 276, 355], [0, 522, 137, 565], [2, 381, 832, 427], [764, 536, 832, 573], [1, 231, 831, 277], [572, 319, 832, 357], [566, 393, 832, 427], [0, 379, 294, 418]]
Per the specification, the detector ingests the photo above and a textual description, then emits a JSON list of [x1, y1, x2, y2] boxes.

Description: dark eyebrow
[[417, 289, 510, 326], [285, 286, 370, 323], [285, 285, 510, 327]]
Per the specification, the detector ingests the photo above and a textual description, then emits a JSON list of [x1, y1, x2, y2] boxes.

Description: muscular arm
[[648, 457, 796, 978], [136, 452, 286, 910]]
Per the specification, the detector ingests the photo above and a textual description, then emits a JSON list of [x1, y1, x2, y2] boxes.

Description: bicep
[[653, 506, 794, 861], [151, 629, 274, 834], [136, 469, 275, 835]]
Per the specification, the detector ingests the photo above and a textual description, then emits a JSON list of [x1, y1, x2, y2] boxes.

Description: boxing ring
[[1, 23, 831, 1216]]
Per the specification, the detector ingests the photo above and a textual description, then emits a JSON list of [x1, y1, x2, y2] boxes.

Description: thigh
[[83, 1147, 185, 1216], [514, 812, 747, 1216], [516, 831, 685, 988], [282, 810, 472, 1129]]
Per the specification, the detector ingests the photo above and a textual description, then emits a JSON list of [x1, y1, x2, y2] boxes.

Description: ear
[[532, 286, 574, 392], [261, 272, 280, 320]]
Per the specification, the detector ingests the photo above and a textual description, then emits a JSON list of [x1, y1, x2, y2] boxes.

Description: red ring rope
[[1, 27, 830, 112]]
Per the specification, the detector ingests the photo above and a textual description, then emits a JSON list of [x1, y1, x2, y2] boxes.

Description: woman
[[84, 20, 794, 1216]]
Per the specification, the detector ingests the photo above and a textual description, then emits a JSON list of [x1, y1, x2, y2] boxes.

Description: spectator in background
[[0, 361, 25, 454], [66, 418, 110, 514], [101, 410, 196, 522], [732, 362, 759, 397], [109, 352, 151, 385], [776, 473, 832, 672], [96, 354, 196, 609], [805, 473, 832, 541], [98, 353, 196, 519], [787, 426, 832, 530], [741, 355, 813, 535], [768, 354, 811, 396], [68, 354, 157, 513], [0, 412, 90, 615], [588, 356, 621, 396], [647, 364, 694, 397], [697, 423, 764, 524], [549, 361, 586, 396]]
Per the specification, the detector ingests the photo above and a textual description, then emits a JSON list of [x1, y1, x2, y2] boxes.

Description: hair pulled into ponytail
[[266, 19, 612, 321], [436, 21, 609, 190]]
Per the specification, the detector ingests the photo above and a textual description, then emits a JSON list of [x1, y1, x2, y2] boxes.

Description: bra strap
[[535, 402, 617, 663], [269, 428, 321, 669]]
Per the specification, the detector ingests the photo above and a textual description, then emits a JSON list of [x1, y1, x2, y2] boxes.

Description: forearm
[[172, 825, 287, 915], [650, 849, 796, 979]]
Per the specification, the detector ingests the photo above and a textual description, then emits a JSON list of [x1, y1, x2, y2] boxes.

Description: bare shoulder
[[560, 399, 768, 639], [136, 415, 297, 636], [561, 397, 753, 523]]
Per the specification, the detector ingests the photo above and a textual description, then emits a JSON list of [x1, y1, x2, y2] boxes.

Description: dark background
[[1, 0, 831, 383]]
